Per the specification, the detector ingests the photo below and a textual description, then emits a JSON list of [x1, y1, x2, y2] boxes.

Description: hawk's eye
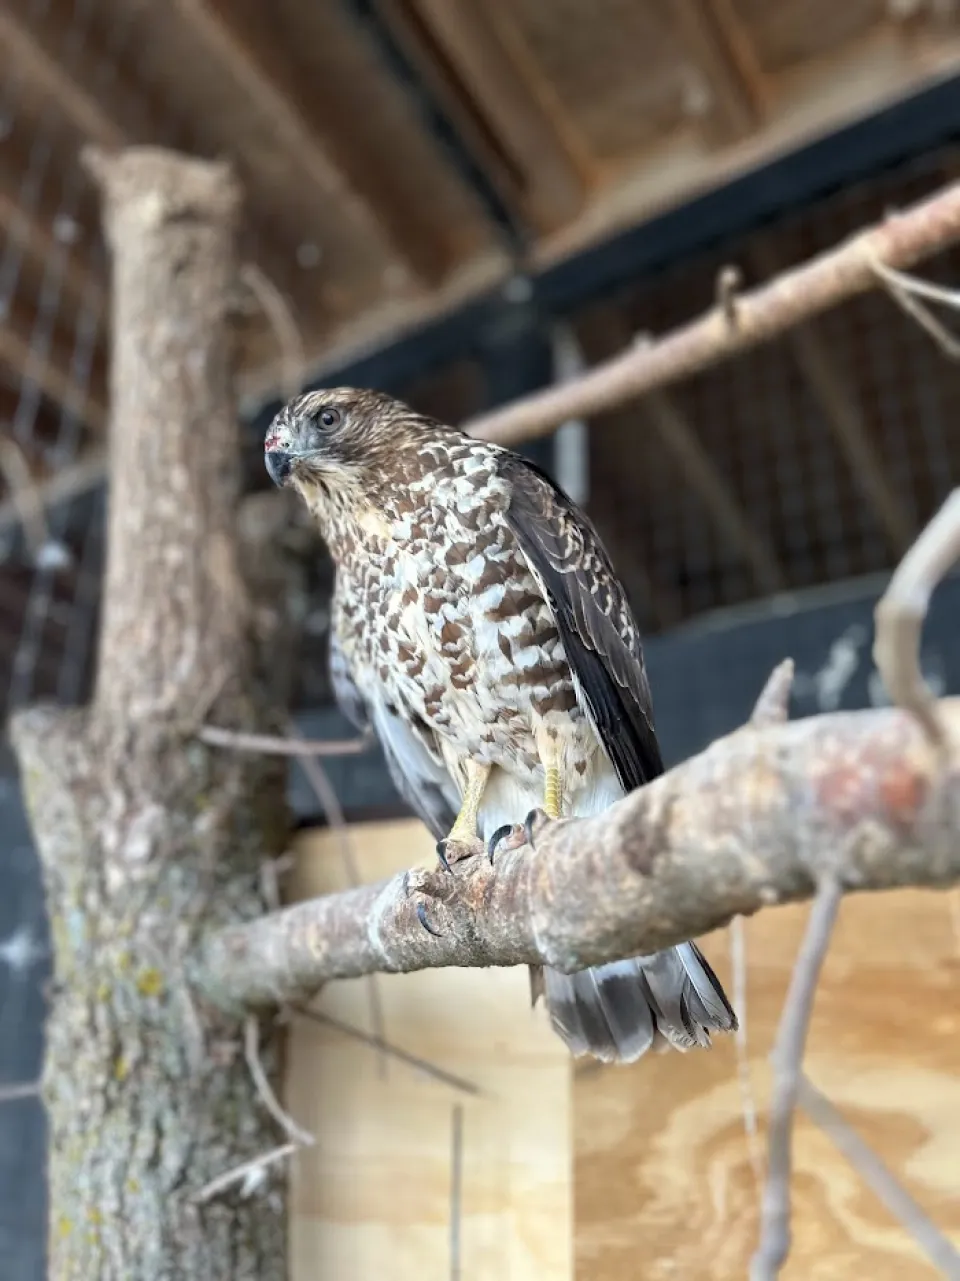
[[318, 408, 341, 429]]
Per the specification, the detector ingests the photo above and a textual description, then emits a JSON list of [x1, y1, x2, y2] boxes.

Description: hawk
[[265, 388, 737, 1063]]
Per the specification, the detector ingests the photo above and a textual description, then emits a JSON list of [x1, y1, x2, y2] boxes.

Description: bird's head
[[264, 387, 435, 503]]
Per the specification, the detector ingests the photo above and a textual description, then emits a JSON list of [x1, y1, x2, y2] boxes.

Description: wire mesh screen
[[582, 148, 960, 632], [3, 122, 959, 726]]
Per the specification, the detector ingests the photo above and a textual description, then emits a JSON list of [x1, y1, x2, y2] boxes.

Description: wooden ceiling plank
[[0, 6, 125, 148], [172, 0, 446, 287], [407, 0, 586, 229], [671, 0, 767, 143], [750, 244, 915, 556]]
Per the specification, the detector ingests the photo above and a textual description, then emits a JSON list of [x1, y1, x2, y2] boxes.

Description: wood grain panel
[[576, 889, 960, 1280], [287, 818, 573, 1281]]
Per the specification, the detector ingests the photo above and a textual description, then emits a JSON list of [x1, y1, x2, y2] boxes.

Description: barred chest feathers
[[326, 439, 604, 803]]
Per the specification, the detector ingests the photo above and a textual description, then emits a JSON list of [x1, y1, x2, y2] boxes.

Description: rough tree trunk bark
[[10, 148, 290, 1279]]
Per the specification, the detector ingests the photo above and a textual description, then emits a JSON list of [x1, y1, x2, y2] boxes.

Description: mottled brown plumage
[[265, 387, 737, 1063]]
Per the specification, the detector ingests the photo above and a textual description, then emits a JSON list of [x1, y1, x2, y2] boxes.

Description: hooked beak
[[265, 448, 293, 487]]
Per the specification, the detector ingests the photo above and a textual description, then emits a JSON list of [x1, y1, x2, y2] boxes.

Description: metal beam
[[345, 0, 527, 251]]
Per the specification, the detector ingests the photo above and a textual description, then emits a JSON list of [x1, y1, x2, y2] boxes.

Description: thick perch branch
[[199, 698, 960, 1010], [466, 179, 960, 445]]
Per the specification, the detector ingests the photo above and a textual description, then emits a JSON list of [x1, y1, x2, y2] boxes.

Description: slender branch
[[0, 1079, 41, 1103], [869, 259, 960, 360], [465, 179, 960, 446], [749, 658, 795, 728], [199, 725, 371, 757], [189, 1142, 298, 1206], [243, 1016, 313, 1148], [197, 697, 960, 1011], [797, 1076, 960, 1279], [291, 1007, 481, 1097], [873, 488, 960, 749], [733, 660, 797, 1193], [750, 876, 842, 1281]]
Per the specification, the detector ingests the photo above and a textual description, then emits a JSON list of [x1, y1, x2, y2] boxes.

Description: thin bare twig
[[749, 659, 796, 728], [733, 659, 797, 1193], [728, 916, 763, 1191], [0, 438, 55, 563], [292, 1006, 482, 1097], [239, 262, 304, 402], [200, 724, 371, 757], [797, 1076, 960, 1280], [465, 179, 960, 445], [189, 1142, 298, 1206], [750, 876, 843, 1281], [259, 853, 294, 914], [873, 488, 960, 749], [0, 1078, 41, 1103], [868, 258, 960, 359], [450, 1104, 464, 1281], [243, 1016, 314, 1148], [716, 263, 742, 329]]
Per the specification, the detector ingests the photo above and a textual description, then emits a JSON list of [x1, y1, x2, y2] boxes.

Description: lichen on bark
[[10, 147, 292, 1280]]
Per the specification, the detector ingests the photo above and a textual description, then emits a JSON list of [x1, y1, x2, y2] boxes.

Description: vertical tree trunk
[[10, 148, 290, 1279]]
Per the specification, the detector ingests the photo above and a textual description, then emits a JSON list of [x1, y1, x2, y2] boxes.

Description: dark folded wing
[[328, 631, 459, 842], [496, 451, 664, 792]]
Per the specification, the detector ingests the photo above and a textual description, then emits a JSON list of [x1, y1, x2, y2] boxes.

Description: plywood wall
[[285, 818, 960, 1279], [286, 819, 573, 1281], [576, 889, 960, 1281]]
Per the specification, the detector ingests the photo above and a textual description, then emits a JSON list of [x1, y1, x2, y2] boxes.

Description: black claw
[[487, 823, 513, 865], [524, 809, 542, 849], [435, 840, 453, 874], [416, 901, 443, 937]]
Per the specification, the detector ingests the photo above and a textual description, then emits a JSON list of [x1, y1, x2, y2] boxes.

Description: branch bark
[[466, 178, 960, 446], [198, 697, 960, 1011], [11, 148, 291, 1280]]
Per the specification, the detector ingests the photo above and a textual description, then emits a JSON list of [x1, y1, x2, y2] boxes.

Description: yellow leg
[[446, 760, 491, 844], [543, 762, 562, 820], [537, 732, 563, 820]]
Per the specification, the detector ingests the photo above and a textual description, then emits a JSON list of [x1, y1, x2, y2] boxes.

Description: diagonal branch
[[197, 696, 960, 1012], [466, 179, 960, 446], [750, 876, 842, 1281], [797, 1076, 960, 1279]]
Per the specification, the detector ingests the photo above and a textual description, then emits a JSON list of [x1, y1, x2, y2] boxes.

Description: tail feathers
[[540, 943, 737, 1065]]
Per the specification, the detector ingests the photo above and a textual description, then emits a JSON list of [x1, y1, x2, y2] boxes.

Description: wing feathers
[[496, 452, 663, 791]]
